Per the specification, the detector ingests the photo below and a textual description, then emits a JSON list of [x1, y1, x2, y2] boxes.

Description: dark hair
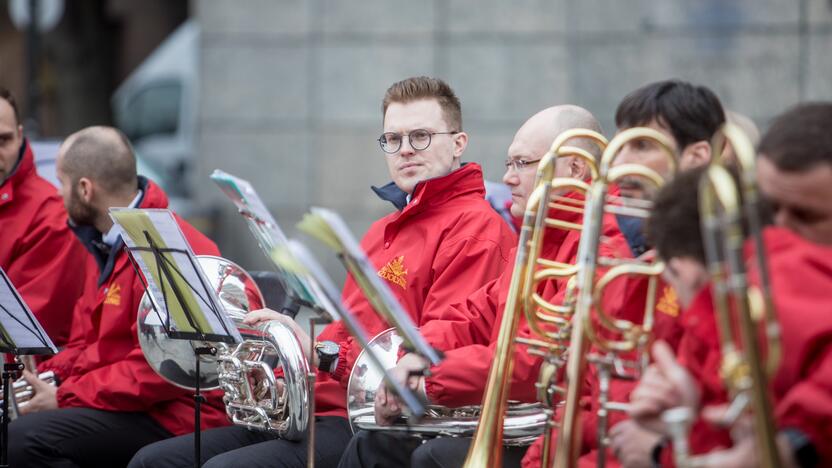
[[615, 80, 726, 150], [62, 126, 138, 195], [0, 86, 20, 125], [382, 76, 463, 131], [646, 167, 709, 264], [647, 165, 769, 265], [757, 102, 832, 172]]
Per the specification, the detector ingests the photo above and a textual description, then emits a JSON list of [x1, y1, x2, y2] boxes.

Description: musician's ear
[[679, 140, 711, 170], [77, 177, 95, 203]]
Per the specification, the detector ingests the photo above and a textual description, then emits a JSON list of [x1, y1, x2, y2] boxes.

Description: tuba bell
[[346, 328, 548, 445], [137, 255, 310, 440]]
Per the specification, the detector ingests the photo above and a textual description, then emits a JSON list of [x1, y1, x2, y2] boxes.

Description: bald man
[[8, 126, 228, 467], [336, 105, 606, 468]]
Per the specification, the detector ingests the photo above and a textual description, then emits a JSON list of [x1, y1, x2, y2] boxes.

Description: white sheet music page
[[109, 208, 241, 343]]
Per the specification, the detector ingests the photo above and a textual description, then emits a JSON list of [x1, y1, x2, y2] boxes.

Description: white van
[[111, 20, 198, 198]]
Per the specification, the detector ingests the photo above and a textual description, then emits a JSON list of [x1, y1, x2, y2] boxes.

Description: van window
[[119, 81, 181, 142]]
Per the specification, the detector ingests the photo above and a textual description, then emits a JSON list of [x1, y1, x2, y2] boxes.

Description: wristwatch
[[315, 341, 340, 373]]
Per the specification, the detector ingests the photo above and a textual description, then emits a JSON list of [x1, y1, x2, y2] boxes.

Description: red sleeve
[[56, 339, 187, 411], [330, 235, 513, 385], [37, 259, 97, 380], [5, 205, 88, 346], [418, 274, 506, 352], [775, 344, 832, 463], [522, 434, 544, 468], [423, 319, 542, 406]]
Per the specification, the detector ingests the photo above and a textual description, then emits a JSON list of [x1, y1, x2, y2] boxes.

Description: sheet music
[[110, 208, 242, 343], [210, 169, 287, 243], [0, 268, 57, 354], [210, 169, 317, 306], [299, 207, 442, 365]]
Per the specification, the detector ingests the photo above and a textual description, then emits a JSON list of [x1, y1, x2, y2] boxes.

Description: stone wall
[[194, 0, 832, 284]]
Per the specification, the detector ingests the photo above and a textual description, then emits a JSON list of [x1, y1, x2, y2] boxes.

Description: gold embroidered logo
[[656, 286, 679, 317], [104, 283, 122, 306], [378, 255, 408, 290]]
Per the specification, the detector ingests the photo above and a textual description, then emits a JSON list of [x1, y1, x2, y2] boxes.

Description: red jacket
[[417, 190, 632, 408], [660, 227, 832, 465], [37, 178, 228, 436], [0, 140, 88, 346], [311, 163, 517, 418]]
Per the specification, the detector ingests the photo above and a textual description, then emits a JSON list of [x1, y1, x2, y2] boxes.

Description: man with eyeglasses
[[128, 76, 516, 468]]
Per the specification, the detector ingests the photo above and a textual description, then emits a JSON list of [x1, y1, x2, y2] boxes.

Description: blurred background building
[[2, 0, 831, 288]]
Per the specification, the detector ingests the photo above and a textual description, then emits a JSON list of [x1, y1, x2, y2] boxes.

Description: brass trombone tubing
[[711, 123, 781, 376], [585, 261, 663, 353], [699, 165, 781, 468], [553, 127, 677, 468], [462, 130, 607, 468]]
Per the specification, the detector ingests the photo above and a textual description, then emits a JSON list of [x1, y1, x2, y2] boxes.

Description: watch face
[[319, 341, 339, 355]]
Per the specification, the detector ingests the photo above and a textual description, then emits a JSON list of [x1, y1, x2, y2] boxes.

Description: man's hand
[[629, 341, 700, 435], [609, 420, 664, 468], [373, 353, 429, 426], [18, 370, 58, 415], [693, 405, 799, 468], [243, 309, 315, 366]]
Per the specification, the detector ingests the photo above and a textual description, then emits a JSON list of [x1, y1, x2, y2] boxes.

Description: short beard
[[67, 189, 98, 227]]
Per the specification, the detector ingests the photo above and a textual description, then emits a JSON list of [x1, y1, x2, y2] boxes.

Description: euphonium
[[463, 129, 608, 468], [553, 127, 677, 468], [137, 255, 310, 440], [347, 329, 547, 445], [662, 128, 781, 467]]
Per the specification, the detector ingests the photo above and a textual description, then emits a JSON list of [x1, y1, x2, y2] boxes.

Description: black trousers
[[337, 430, 527, 468], [128, 416, 352, 468], [6, 407, 172, 468]]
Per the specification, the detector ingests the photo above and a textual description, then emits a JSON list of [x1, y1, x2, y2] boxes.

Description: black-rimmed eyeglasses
[[378, 129, 459, 154]]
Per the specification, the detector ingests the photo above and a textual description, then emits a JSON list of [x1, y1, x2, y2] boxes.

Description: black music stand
[[0, 268, 58, 468], [112, 209, 241, 468]]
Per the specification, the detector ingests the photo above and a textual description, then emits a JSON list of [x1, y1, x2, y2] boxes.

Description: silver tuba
[[137, 255, 310, 440], [346, 329, 546, 445]]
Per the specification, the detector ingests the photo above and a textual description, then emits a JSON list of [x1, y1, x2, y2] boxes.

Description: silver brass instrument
[[347, 329, 547, 445], [138, 255, 310, 440], [0, 355, 57, 420]]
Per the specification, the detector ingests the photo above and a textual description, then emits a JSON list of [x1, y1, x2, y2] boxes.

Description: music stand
[[210, 169, 317, 313], [0, 267, 58, 468], [274, 241, 429, 468], [110, 209, 242, 468], [298, 207, 442, 366]]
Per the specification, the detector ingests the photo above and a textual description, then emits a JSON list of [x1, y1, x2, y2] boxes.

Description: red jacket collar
[[398, 163, 486, 216], [138, 177, 170, 209], [412, 162, 485, 204], [0, 139, 35, 207]]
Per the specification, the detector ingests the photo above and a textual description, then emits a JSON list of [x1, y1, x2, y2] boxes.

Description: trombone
[[462, 129, 606, 468], [553, 127, 677, 468], [662, 126, 781, 468]]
